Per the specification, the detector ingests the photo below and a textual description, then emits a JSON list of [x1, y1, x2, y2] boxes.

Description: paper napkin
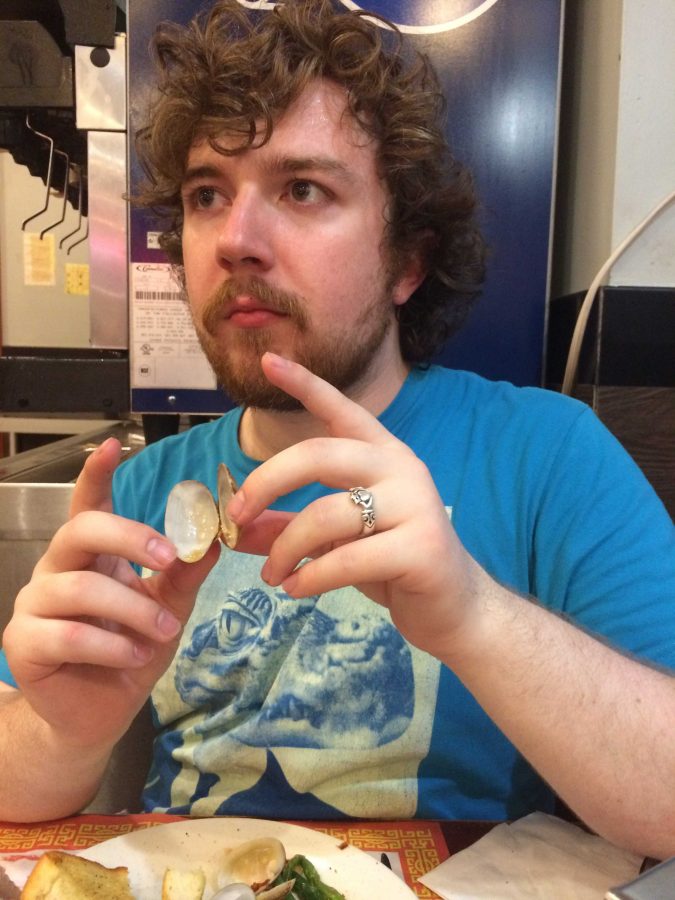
[[418, 812, 642, 900]]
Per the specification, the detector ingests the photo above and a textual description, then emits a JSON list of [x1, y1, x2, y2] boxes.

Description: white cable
[[561, 187, 675, 395]]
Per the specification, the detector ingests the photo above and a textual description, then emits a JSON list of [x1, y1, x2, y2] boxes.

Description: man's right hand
[[2, 437, 219, 753]]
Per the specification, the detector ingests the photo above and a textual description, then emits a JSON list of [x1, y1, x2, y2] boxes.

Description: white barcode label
[[134, 290, 181, 301], [129, 262, 216, 390]]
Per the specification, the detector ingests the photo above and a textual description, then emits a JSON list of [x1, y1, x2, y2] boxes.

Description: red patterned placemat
[[297, 821, 449, 898], [0, 814, 182, 854], [0, 815, 448, 898]]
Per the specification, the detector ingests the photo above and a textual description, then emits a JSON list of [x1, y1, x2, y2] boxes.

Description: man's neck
[[238, 350, 410, 460]]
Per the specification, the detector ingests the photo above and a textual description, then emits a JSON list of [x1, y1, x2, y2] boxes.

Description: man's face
[[180, 80, 419, 409]]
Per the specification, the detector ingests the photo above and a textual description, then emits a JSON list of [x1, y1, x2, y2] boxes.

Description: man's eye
[[182, 185, 219, 211], [195, 186, 216, 208], [290, 180, 322, 203]]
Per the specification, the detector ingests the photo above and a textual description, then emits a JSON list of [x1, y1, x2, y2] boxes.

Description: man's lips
[[202, 284, 306, 337], [224, 296, 288, 328], [228, 308, 286, 328]]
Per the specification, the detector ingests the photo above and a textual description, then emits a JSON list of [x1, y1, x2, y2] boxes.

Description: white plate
[[81, 817, 416, 899]]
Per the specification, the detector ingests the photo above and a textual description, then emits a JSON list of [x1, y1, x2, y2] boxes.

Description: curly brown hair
[[134, 0, 486, 364]]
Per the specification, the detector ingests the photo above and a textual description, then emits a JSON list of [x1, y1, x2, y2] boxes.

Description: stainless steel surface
[[0, 483, 73, 540], [88, 128, 128, 349], [0, 421, 144, 484], [0, 484, 73, 633], [0, 421, 144, 625], [75, 35, 126, 131], [82, 32, 128, 349], [0, 419, 153, 815]]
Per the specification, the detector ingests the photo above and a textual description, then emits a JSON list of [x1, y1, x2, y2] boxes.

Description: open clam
[[216, 837, 294, 898], [164, 463, 240, 562]]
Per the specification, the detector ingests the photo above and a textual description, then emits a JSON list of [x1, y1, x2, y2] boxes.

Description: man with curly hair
[[1, 1, 674, 861]]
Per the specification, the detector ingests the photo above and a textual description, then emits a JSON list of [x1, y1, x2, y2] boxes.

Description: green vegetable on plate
[[272, 854, 346, 900]]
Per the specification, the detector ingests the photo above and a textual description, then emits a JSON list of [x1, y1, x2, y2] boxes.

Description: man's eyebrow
[[180, 155, 362, 188], [263, 154, 361, 184], [180, 165, 222, 190]]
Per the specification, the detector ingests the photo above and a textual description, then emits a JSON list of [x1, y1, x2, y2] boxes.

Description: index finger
[[261, 352, 392, 443], [69, 437, 121, 517]]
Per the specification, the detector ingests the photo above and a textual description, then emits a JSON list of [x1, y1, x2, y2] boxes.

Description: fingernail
[[133, 643, 153, 664], [92, 437, 112, 457], [157, 607, 181, 637], [147, 537, 177, 566], [226, 489, 245, 522], [282, 573, 299, 595], [264, 352, 290, 370], [260, 559, 279, 587]]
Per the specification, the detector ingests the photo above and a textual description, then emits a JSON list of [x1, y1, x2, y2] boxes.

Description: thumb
[[233, 509, 295, 556], [70, 437, 122, 517], [151, 540, 221, 624]]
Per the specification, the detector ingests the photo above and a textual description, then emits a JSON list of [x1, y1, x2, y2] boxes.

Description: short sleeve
[[0, 649, 18, 688], [531, 406, 675, 668]]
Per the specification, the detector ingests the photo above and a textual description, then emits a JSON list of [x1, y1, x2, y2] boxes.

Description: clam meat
[[164, 463, 240, 562], [216, 837, 289, 896]]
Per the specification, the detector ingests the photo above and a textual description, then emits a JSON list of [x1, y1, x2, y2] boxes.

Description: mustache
[[201, 276, 308, 335]]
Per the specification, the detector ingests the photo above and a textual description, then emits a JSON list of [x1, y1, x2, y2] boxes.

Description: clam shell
[[218, 463, 240, 549], [164, 465, 240, 563], [164, 479, 220, 563], [258, 880, 295, 899]]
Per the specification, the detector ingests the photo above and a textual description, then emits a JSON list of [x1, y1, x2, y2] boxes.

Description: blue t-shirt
[[0, 652, 16, 689], [3, 366, 674, 820]]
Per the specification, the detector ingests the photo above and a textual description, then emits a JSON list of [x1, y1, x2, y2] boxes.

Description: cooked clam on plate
[[213, 837, 294, 898]]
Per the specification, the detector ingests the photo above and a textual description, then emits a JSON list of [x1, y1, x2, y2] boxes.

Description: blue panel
[[424, 0, 562, 384], [131, 388, 234, 415]]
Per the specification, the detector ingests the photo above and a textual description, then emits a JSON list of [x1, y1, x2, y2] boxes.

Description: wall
[[610, 0, 675, 286], [554, 0, 675, 296], [0, 150, 90, 348]]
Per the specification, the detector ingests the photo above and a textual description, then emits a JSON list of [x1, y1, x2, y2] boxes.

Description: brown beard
[[191, 274, 395, 411]]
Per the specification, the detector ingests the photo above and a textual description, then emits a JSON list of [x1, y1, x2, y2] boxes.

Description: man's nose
[[215, 189, 272, 271]]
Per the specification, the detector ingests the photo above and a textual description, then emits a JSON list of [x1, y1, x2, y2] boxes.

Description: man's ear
[[391, 231, 433, 307]]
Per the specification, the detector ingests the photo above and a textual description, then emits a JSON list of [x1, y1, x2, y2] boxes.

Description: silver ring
[[348, 486, 375, 532]]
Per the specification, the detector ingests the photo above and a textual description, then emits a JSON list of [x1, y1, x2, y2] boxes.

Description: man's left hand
[[227, 352, 481, 657]]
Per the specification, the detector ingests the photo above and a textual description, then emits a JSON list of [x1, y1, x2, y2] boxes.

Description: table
[[0, 814, 495, 898]]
